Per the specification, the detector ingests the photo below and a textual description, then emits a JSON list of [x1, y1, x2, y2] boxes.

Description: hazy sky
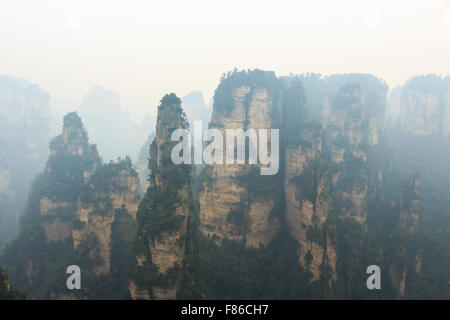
[[1, 0, 450, 121]]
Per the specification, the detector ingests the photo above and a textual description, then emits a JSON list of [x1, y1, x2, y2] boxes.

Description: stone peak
[[159, 93, 182, 110], [49, 112, 90, 157], [63, 112, 84, 130]]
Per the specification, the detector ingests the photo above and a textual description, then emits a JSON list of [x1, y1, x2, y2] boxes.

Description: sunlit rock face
[[129, 94, 192, 300], [0, 112, 140, 299], [0, 76, 50, 250], [198, 70, 283, 248], [322, 76, 387, 224], [325, 84, 371, 223]]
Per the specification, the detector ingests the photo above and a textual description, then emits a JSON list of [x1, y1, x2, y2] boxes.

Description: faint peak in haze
[[77, 86, 143, 161], [182, 91, 211, 125], [0, 75, 50, 123]]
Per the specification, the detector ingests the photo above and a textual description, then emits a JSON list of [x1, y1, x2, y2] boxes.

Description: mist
[[1, 0, 449, 302]]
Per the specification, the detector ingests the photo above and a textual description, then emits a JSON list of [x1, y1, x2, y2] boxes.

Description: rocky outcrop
[[197, 72, 388, 287], [0, 267, 25, 299], [398, 75, 450, 136], [0, 268, 12, 297], [323, 78, 387, 225], [198, 70, 283, 248], [130, 93, 192, 300], [401, 91, 440, 135], [398, 175, 420, 234], [389, 174, 421, 298], [0, 112, 140, 299], [74, 162, 139, 276], [282, 81, 337, 284]]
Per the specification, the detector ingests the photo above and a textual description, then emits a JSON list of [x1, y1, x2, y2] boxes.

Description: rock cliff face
[[0, 268, 11, 294], [398, 75, 450, 136], [389, 174, 421, 298], [324, 80, 386, 224], [0, 76, 50, 249], [129, 93, 192, 300], [385, 75, 450, 299], [284, 73, 387, 231], [282, 81, 336, 283], [398, 175, 420, 235], [198, 70, 283, 248], [0, 112, 140, 299], [0, 267, 24, 299], [196, 72, 390, 287]]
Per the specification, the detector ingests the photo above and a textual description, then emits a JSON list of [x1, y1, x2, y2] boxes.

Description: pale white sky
[[1, 0, 450, 121]]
